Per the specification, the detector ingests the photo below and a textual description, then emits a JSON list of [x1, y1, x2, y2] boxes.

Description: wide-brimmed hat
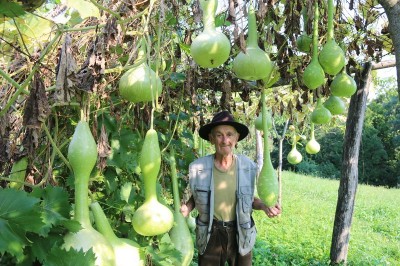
[[199, 110, 249, 141]]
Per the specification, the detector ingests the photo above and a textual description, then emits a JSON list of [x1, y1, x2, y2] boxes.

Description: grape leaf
[[0, 188, 44, 261], [0, 1, 25, 17], [45, 245, 96, 266]]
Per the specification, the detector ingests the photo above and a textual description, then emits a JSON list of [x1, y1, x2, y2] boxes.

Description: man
[[180, 110, 281, 266]]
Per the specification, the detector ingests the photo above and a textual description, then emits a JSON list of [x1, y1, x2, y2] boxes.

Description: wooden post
[[330, 62, 372, 264]]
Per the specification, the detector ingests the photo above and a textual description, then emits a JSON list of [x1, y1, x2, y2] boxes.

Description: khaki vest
[[189, 154, 258, 255]]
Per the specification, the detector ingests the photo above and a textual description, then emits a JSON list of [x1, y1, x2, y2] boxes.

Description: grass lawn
[[253, 171, 400, 265]]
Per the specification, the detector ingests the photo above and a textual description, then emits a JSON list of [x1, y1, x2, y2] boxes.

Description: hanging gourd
[[330, 68, 357, 97], [131, 128, 174, 236], [287, 130, 303, 165], [168, 148, 194, 266], [190, 0, 231, 68], [119, 38, 162, 103], [63, 120, 116, 266], [324, 95, 346, 115], [296, 6, 312, 53], [318, 0, 345, 76], [90, 201, 145, 266], [254, 110, 272, 131], [302, 2, 325, 90], [256, 89, 279, 207], [305, 123, 320, 155], [311, 98, 332, 124], [232, 4, 273, 81]]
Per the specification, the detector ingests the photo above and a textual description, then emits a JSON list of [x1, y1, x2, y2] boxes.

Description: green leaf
[[45, 245, 96, 266], [0, 188, 44, 261], [0, 1, 25, 17], [120, 182, 135, 203], [66, 0, 100, 19], [31, 186, 70, 235]]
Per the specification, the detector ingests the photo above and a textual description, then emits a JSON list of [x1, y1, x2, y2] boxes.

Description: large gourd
[[119, 38, 162, 103], [256, 89, 279, 207], [330, 68, 357, 97], [90, 201, 145, 266], [63, 120, 116, 266], [232, 5, 273, 81], [302, 2, 325, 90], [131, 128, 174, 236], [318, 0, 345, 75], [305, 123, 320, 155], [311, 98, 332, 124], [324, 95, 346, 115], [168, 149, 194, 266], [190, 0, 231, 68]]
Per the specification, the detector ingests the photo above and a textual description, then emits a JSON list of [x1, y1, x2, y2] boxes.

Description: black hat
[[199, 111, 249, 141]]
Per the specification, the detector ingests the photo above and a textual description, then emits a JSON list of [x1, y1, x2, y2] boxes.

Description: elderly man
[[180, 110, 281, 266]]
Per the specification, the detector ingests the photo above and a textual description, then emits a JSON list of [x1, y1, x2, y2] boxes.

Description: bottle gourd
[[232, 5, 273, 81], [256, 90, 279, 207], [190, 0, 231, 68], [168, 149, 194, 266], [132, 129, 174, 236], [62, 120, 116, 266]]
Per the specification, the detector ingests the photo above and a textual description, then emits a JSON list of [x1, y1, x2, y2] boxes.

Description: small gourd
[[119, 38, 162, 103], [296, 6, 312, 53], [302, 2, 325, 90], [232, 5, 273, 81], [131, 129, 174, 236], [305, 123, 320, 155], [324, 95, 346, 115], [330, 69, 357, 97], [190, 0, 231, 68], [311, 98, 332, 124], [318, 0, 345, 75], [287, 132, 302, 165]]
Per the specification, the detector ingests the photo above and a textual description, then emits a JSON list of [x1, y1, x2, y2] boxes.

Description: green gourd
[[119, 38, 162, 103], [256, 89, 279, 207], [287, 133, 303, 165], [132, 129, 174, 236], [190, 0, 231, 68], [311, 98, 332, 124], [254, 111, 272, 131], [90, 201, 145, 266], [330, 68, 357, 97], [168, 148, 194, 266], [318, 0, 345, 75], [302, 2, 325, 90], [63, 120, 116, 266], [297, 6, 312, 53], [324, 95, 346, 115], [232, 5, 273, 81], [305, 123, 320, 155], [9, 156, 28, 189]]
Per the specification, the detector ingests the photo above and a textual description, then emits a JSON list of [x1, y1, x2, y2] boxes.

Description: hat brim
[[199, 121, 249, 141]]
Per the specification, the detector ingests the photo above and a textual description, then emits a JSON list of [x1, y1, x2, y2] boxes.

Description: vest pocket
[[194, 186, 210, 223], [239, 186, 253, 215], [237, 216, 257, 255]]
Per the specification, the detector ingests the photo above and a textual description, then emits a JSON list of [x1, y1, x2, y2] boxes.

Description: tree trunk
[[377, 0, 400, 98], [330, 62, 372, 264]]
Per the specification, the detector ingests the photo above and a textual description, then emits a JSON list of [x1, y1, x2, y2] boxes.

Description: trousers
[[198, 223, 252, 266]]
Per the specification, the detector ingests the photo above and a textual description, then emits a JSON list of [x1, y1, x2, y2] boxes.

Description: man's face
[[209, 125, 239, 157]]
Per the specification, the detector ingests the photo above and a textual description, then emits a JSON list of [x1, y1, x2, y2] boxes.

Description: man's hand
[[180, 204, 190, 217], [253, 197, 282, 218]]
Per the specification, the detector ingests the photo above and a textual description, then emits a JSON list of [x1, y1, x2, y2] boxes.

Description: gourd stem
[[144, 173, 157, 201], [74, 174, 91, 228], [169, 149, 181, 213], [247, 4, 258, 48], [310, 122, 315, 140], [311, 2, 319, 61], [90, 201, 117, 239], [201, 0, 217, 31], [327, 0, 334, 41], [301, 5, 308, 33], [261, 89, 271, 162]]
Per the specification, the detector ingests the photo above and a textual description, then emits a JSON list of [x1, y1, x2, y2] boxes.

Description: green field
[[252, 171, 400, 265]]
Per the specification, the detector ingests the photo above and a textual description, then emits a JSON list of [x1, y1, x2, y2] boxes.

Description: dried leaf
[[23, 74, 50, 128]]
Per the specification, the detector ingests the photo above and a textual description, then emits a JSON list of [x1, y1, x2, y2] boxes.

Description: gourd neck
[[136, 38, 147, 64], [247, 5, 258, 48], [311, 2, 319, 61], [310, 122, 315, 139], [261, 89, 271, 162], [201, 0, 217, 32], [90, 201, 117, 239], [144, 171, 158, 202], [169, 149, 181, 213], [74, 174, 91, 228], [327, 0, 334, 41]]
